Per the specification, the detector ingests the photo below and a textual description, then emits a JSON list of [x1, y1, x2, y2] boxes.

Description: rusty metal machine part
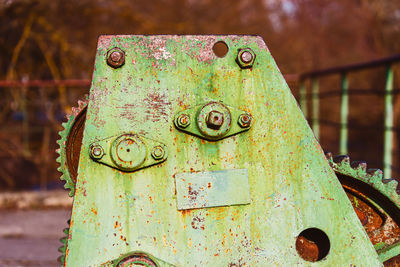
[[58, 114, 400, 264], [65, 107, 86, 181], [59, 35, 390, 266], [56, 98, 87, 196], [326, 153, 400, 266], [58, 102, 400, 266]]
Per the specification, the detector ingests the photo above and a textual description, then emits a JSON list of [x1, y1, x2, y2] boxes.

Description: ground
[[0, 209, 71, 267]]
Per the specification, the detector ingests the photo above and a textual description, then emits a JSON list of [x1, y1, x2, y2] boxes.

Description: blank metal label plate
[[175, 169, 251, 210]]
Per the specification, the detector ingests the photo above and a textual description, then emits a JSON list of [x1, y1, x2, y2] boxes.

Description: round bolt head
[[90, 145, 104, 160], [241, 51, 253, 63], [151, 145, 165, 160], [111, 134, 146, 171], [107, 47, 125, 68], [236, 48, 256, 69], [176, 114, 191, 128], [110, 51, 122, 62], [238, 113, 252, 128], [206, 110, 224, 129]]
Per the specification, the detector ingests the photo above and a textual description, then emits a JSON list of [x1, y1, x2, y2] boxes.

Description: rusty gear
[[56, 97, 88, 196], [326, 153, 400, 265], [58, 220, 70, 265]]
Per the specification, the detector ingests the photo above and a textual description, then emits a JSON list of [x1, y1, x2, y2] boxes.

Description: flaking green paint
[[64, 35, 381, 266]]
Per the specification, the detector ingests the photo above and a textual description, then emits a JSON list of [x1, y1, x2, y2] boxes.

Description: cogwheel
[[56, 97, 88, 197], [58, 220, 70, 266], [326, 153, 400, 265], [326, 153, 400, 210]]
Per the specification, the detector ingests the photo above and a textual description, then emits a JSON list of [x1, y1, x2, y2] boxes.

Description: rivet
[[236, 48, 256, 69], [152, 146, 165, 160], [176, 114, 191, 128], [90, 145, 104, 160], [107, 47, 125, 68], [238, 113, 252, 128]]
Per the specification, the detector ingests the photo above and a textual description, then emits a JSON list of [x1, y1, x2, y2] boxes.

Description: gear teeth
[[325, 152, 333, 160], [328, 154, 400, 210], [56, 97, 88, 197], [333, 155, 350, 164], [351, 161, 367, 171], [58, 221, 70, 266], [78, 100, 85, 109], [367, 168, 383, 177]]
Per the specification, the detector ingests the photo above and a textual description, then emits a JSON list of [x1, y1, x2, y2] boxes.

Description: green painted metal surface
[[65, 35, 381, 266], [175, 169, 250, 210]]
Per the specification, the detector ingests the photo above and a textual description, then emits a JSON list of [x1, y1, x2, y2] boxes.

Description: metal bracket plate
[[174, 101, 252, 141], [89, 133, 167, 172]]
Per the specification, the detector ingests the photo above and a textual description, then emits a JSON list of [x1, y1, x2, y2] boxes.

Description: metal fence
[[299, 54, 400, 178]]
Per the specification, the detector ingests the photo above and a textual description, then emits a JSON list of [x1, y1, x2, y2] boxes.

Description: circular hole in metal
[[212, 41, 228, 58], [296, 228, 330, 262]]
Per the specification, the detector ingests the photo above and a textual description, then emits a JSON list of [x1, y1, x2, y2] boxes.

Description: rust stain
[[144, 92, 171, 122], [90, 207, 97, 215]]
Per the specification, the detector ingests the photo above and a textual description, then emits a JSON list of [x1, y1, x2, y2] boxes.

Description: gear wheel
[[58, 220, 70, 265], [326, 153, 400, 266], [56, 98, 88, 196]]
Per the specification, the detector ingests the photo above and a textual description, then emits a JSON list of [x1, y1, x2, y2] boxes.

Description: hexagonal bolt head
[[90, 145, 104, 160], [206, 110, 224, 130], [238, 113, 252, 128], [176, 114, 191, 128], [107, 47, 125, 68], [151, 146, 165, 160], [236, 48, 256, 69]]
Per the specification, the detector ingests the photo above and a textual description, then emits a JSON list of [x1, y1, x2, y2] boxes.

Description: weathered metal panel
[[65, 35, 382, 266], [175, 169, 250, 210]]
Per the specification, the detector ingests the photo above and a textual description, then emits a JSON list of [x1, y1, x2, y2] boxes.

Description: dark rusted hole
[[212, 41, 228, 58], [296, 228, 330, 262]]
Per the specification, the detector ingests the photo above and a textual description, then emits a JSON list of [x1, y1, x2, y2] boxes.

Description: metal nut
[[236, 48, 256, 69], [107, 47, 125, 68], [238, 113, 252, 128], [176, 114, 191, 128], [206, 110, 224, 129], [90, 145, 104, 160], [151, 146, 165, 160]]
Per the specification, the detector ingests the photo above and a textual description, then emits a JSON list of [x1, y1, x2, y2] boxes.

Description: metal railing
[[299, 54, 400, 178]]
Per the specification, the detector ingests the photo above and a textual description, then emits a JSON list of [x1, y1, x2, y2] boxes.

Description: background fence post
[[299, 79, 308, 119], [340, 72, 349, 155], [21, 76, 30, 156], [384, 64, 394, 178], [311, 78, 319, 139]]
